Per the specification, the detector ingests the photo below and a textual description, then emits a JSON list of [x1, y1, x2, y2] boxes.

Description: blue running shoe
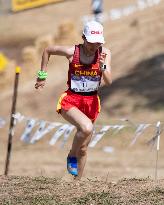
[[67, 156, 78, 176]]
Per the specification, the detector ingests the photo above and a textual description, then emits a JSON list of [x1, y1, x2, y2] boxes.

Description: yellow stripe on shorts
[[56, 92, 67, 113], [97, 96, 101, 113]]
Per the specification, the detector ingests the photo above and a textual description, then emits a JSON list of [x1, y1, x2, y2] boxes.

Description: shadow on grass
[[100, 54, 164, 110]]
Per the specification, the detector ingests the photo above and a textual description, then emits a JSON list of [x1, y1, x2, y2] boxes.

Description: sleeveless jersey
[[67, 44, 102, 93]]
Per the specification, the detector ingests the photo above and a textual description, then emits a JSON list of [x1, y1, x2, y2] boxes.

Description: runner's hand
[[100, 53, 107, 67], [35, 78, 46, 89]]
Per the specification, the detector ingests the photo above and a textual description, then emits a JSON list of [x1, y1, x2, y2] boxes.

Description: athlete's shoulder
[[66, 45, 76, 58]]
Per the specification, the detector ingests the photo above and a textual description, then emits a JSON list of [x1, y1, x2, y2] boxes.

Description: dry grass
[[0, 175, 163, 205]]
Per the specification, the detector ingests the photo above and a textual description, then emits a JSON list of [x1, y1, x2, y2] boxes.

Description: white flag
[[30, 121, 61, 144], [20, 119, 36, 143], [49, 124, 70, 146], [12, 112, 25, 123], [110, 125, 125, 134], [60, 125, 75, 148], [147, 121, 162, 150], [130, 124, 150, 146], [89, 125, 111, 148]]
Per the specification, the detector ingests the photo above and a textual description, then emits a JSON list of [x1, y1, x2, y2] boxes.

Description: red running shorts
[[56, 90, 101, 122]]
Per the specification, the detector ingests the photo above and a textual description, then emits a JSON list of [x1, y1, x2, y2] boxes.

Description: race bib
[[71, 74, 100, 92]]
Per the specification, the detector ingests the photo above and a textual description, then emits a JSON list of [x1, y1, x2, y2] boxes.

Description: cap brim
[[85, 36, 105, 44]]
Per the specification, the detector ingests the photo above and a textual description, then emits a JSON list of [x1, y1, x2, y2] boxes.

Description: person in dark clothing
[[91, 0, 103, 22]]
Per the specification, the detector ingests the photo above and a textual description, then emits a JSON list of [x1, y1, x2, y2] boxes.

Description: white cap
[[83, 21, 105, 44]]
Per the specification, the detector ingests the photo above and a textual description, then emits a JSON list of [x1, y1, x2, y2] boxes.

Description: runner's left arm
[[100, 48, 112, 86]]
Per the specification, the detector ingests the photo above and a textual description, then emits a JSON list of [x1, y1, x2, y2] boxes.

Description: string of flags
[[0, 113, 163, 152], [82, 0, 161, 23]]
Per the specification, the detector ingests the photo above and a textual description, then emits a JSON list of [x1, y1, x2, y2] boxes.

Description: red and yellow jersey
[[67, 44, 102, 93]]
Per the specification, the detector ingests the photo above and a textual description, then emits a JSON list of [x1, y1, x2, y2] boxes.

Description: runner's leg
[[71, 129, 93, 179], [61, 107, 93, 179]]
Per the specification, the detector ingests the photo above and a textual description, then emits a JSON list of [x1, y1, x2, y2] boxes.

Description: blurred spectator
[[91, 0, 103, 22]]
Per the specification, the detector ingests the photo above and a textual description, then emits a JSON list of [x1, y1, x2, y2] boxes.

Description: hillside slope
[[1, 0, 164, 122]]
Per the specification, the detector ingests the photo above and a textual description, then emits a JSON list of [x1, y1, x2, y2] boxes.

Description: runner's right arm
[[41, 45, 74, 71], [35, 46, 74, 89]]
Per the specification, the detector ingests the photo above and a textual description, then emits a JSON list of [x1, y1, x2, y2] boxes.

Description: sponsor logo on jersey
[[74, 64, 84, 68], [73, 63, 99, 70]]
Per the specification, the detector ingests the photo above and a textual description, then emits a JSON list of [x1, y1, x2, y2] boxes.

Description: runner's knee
[[80, 122, 93, 136]]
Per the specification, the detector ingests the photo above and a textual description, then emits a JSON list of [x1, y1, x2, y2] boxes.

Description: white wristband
[[100, 64, 106, 71]]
